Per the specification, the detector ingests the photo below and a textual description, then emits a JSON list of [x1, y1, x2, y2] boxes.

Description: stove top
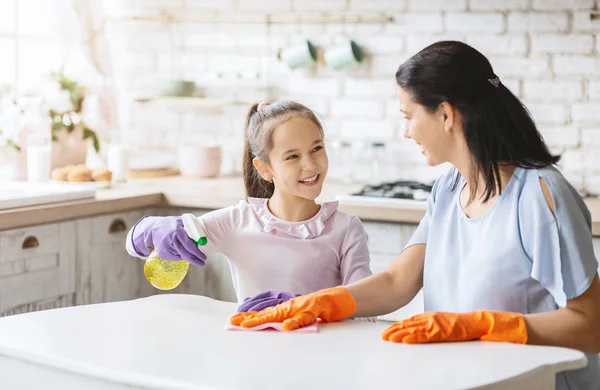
[[352, 180, 433, 201], [336, 180, 433, 207]]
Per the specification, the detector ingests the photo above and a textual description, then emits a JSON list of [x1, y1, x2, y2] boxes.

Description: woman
[[231, 41, 600, 389]]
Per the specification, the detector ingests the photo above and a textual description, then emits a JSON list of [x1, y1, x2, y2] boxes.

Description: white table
[[0, 294, 587, 390]]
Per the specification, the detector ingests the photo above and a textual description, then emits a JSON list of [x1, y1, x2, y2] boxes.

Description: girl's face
[[398, 86, 457, 167], [259, 115, 328, 201]]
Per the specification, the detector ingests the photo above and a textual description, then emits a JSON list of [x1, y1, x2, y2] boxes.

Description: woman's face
[[398, 86, 457, 167]]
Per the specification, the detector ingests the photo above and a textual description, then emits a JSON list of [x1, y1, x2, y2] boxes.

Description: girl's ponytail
[[243, 104, 274, 199]]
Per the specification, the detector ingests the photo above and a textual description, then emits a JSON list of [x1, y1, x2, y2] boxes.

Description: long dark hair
[[395, 40, 560, 202], [243, 101, 324, 199]]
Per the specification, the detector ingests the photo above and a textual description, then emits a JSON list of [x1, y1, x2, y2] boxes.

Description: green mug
[[324, 40, 363, 71], [278, 41, 318, 70], [160, 80, 196, 97]]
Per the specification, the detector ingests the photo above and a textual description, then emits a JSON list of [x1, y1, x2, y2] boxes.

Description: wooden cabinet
[[361, 220, 423, 322], [0, 222, 76, 316], [170, 207, 237, 303], [75, 209, 154, 305], [1, 208, 598, 318]]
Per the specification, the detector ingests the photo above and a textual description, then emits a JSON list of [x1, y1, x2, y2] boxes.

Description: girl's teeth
[[300, 175, 318, 183]]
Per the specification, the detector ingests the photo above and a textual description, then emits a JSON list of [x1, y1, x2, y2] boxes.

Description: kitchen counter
[[0, 175, 599, 236], [0, 294, 587, 389]]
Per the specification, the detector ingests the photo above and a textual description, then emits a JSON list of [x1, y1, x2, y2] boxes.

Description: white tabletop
[[0, 294, 587, 390]]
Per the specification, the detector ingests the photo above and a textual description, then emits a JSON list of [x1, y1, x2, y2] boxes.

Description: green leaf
[[6, 140, 21, 152], [82, 124, 100, 153], [51, 120, 66, 133]]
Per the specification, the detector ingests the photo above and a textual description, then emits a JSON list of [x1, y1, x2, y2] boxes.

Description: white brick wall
[[589, 82, 600, 100], [523, 80, 584, 102], [539, 125, 580, 149], [507, 12, 569, 32], [531, 34, 595, 54], [464, 35, 527, 56], [408, 0, 466, 11], [104, 0, 600, 194], [470, 0, 528, 11], [531, 0, 595, 10], [445, 13, 505, 33]]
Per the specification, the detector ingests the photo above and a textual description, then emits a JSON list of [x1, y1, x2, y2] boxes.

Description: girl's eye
[[286, 154, 298, 160], [312, 145, 323, 152], [404, 116, 410, 120]]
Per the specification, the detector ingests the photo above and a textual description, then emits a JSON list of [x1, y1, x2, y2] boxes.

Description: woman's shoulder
[[517, 165, 580, 200], [426, 165, 461, 203], [516, 165, 591, 224]]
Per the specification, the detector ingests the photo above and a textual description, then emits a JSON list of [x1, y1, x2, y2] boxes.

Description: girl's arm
[[348, 243, 425, 318], [125, 204, 241, 259]]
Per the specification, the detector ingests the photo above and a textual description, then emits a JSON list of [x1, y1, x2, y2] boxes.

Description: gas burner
[[352, 180, 433, 201]]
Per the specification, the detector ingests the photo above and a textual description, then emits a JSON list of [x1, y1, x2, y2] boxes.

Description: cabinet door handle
[[22, 236, 40, 249], [365, 233, 369, 242], [109, 219, 127, 234]]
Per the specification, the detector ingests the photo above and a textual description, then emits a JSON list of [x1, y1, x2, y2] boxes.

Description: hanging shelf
[[109, 10, 394, 24], [133, 96, 251, 110]]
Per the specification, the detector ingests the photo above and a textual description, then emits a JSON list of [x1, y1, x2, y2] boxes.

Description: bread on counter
[[91, 168, 112, 182], [66, 165, 91, 182], [51, 165, 72, 181], [51, 164, 112, 183]]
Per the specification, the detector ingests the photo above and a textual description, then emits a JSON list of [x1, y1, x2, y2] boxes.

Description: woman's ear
[[439, 102, 456, 134], [252, 157, 273, 182]]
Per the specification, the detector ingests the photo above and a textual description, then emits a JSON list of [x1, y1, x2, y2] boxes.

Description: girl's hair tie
[[257, 101, 272, 110]]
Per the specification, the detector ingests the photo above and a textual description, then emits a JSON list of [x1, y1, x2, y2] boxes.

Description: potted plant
[[46, 72, 100, 169]]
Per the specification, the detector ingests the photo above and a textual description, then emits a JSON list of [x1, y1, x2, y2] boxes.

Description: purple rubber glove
[[237, 290, 301, 312], [130, 216, 206, 267]]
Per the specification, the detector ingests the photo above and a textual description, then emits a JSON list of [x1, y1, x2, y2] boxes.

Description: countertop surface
[[0, 175, 599, 236], [0, 294, 587, 390]]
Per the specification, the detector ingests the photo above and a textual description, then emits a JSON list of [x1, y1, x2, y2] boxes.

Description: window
[[0, 0, 65, 92]]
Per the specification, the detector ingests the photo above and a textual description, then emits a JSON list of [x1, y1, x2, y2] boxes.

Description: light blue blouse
[[406, 165, 599, 390]]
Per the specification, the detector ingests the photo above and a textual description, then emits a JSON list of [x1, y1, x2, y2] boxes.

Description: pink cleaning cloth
[[226, 321, 318, 333]]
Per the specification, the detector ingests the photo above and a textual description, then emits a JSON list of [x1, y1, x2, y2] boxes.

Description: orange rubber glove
[[230, 286, 356, 331], [381, 311, 528, 344]]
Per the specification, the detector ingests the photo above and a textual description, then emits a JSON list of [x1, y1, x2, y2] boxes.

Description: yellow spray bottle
[[144, 214, 208, 290]]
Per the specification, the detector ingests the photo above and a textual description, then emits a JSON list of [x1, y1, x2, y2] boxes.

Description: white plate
[[50, 180, 112, 190]]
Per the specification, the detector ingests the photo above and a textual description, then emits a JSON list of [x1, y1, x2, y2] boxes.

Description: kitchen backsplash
[[103, 0, 600, 193]]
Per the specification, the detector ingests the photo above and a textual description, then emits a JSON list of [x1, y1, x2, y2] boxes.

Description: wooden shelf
[[133, 97, 250, 109]]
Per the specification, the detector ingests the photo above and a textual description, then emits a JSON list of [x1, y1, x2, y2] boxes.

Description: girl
[[231, 42, 600, 390], [126, 101, 372, 312]]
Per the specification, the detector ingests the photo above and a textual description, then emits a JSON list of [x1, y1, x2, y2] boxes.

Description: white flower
[[42, 81, 73, 113]]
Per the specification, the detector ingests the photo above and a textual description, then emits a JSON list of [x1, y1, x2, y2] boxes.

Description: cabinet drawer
[[363, 222, 418, 255], [1, 293, 73, 317], [0, 221, 76, 312], [0, 267, 73, 312], [91, 211, 144, 246], [0, 224, 60, 264]]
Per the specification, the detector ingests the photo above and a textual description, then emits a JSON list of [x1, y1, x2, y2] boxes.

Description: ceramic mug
[[324, 40, 363, 71], [160, 80, 196, 97], [178, 146, 222, 178], [277, 41, 318, 69]]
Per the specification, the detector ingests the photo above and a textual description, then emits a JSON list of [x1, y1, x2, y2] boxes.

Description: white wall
[[102, 0, 600, 193]]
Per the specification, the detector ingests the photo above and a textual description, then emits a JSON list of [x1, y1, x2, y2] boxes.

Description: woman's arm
[[348, 244, 425, 318], [525, 275, 600, 353], [525, 177, 600, 353]]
